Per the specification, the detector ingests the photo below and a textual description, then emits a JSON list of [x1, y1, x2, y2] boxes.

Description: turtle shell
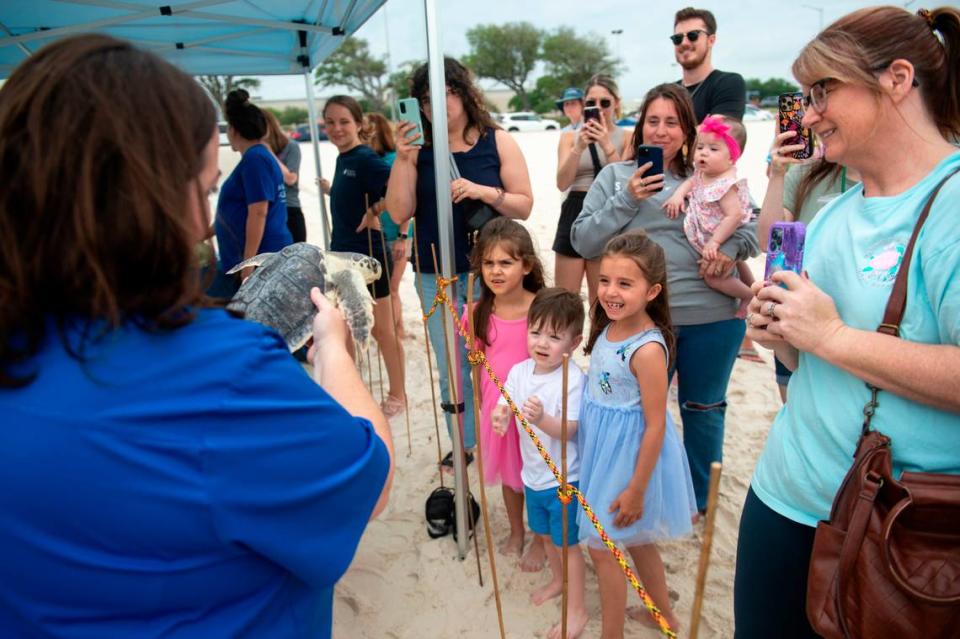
[[227, 243, 326, 351]]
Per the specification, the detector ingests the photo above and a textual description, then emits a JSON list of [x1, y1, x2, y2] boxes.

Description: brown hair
[[585, 231, 675, 368], [0, 34, 217, 387], [528, 288, 585, 338], [225, 88, 266, 141], [792, 6, 960, 140], [674, 7, 717, 33], [584, 74, 622, 118], [263, 109, 289, 154], [630, 83, 697, 177], [365, 112, 397, 156], [411, 57, 500, 146], [470, 218, 545, 347]]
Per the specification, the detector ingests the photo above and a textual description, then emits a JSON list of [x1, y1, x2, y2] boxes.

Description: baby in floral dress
[[664, 115, 753, 315]]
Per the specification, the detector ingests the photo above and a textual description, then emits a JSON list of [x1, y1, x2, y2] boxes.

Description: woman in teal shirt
[[735, 6, 960, 636]]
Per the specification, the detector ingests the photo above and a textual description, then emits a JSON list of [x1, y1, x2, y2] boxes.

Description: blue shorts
[[525, 482, 580, 547]]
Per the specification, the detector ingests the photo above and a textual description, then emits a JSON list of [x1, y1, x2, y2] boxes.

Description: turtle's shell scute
[[227, 244, 326, 350]]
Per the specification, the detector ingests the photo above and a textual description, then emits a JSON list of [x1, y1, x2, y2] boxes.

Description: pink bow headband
[[699, 115, 741, 163]]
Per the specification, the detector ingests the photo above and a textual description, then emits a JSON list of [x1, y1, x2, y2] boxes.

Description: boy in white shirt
[[492, 288, 588, 639]]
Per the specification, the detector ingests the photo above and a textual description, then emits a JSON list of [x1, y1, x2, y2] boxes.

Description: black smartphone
[[635, 145, 664, 192], [778, 92, 813, 160], [583, 106, 601, 125]]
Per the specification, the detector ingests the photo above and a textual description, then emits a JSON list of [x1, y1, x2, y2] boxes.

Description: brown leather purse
[[806, 169, 960, 638]]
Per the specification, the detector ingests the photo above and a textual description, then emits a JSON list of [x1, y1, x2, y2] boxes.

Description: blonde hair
[[262, 109, 289, 154], [792, 6, 960, 139]]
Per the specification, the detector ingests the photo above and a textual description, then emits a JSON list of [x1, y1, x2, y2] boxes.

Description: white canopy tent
[[0, 0, 472, 559]]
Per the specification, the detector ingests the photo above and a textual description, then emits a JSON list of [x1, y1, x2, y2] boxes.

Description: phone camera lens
[[400, 103, 406, 113]]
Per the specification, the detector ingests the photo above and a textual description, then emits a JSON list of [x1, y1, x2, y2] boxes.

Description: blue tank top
[[415, 128, 502, 274]]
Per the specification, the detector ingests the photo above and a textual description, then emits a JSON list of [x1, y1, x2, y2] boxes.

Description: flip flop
[[737, 346, 764, 363]]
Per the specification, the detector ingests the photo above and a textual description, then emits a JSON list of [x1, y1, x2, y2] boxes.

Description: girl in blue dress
[[578, 230, 696, 635]]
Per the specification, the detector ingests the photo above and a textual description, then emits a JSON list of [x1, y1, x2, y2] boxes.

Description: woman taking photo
[[318, 96, 407, 418], [554, 74, 625, 301], [385, 57, 533, 473], [0, 34, 392, 639], [212, 89, 292, 296], [264, 109, 306, 243], [571, 83, 759, 514], [736, 6, 960, 636]]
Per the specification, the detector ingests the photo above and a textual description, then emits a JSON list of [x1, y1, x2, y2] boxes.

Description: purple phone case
[[764, 221, 806, 281]]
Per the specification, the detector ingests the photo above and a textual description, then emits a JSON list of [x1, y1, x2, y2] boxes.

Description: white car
[[498, 112, 560, 132], [744, 105, 774, 122]]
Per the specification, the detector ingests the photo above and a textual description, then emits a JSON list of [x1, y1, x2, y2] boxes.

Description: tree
[[197, 75, 261, 114], [314, 37, 390, 113], [266, 106, 309, 126], [540, 27, 623, 96], [745, 77, 799, 98], [464, 22, 542, 111]]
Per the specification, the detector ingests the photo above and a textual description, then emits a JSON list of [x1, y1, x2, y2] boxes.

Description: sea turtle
[[226, 243, 381, 352]]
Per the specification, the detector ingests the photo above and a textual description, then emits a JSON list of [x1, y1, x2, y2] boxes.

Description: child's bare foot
[[529, 579, 562, 606], [627, 606, 681, 633], [499, 532, 524, 556], [519, 537, 546, 572], [546, 607, 589, 639]]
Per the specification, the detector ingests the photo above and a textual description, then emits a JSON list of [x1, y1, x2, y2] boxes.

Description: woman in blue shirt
[[735, 6, 960, 636], [212, 89, 292, 296], [0, 35, 392, 639]]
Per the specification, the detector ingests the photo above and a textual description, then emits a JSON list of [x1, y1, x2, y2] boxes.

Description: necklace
[[684, 70, 714, 101]]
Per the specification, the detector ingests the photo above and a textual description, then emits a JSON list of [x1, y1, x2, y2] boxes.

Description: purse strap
[[861, 167, 960, 434]]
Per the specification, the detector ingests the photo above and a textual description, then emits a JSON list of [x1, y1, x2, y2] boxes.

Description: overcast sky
[[253, 0, 915, 104]]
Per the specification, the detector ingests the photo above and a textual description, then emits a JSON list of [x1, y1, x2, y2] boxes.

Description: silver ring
[[746, 312, 754, 327], [765, 301, 778, 317]]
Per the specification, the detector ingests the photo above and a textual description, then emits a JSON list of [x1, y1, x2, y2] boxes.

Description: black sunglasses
[[670, 29, 710, 46], [585, 98, 612, 109]]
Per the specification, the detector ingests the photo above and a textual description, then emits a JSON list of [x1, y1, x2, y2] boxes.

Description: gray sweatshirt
[[571, 161, 760, 326]]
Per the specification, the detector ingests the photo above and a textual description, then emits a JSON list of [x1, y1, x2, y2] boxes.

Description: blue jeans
[[415, 271, 477, 450], [671, 318, 745, 511]]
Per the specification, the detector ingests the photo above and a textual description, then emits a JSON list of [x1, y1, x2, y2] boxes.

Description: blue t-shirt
[[0, 310, 389, 638], [215, 144, 292, 272], [415, 128, 503, 274], [330, 144, 390, 256], [752, 150, 960, 527]]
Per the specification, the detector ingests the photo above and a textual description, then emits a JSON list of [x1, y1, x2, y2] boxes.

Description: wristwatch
[[398, 233, 409, 240]]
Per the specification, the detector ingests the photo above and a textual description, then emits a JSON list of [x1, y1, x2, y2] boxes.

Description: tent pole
[[303, 67, 332, 250], [423, 0, 467, 560]]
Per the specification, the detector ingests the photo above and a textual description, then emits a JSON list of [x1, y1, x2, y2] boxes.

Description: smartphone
[[635, 145, 664, 192], [764, 221, 806, 282], [582, 106, 601, 125], [396, 97, 424, 146], [778, 92, 814, 160]]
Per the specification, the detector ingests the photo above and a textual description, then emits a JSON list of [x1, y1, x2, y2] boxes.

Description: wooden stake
[[364, 200, 385, 405], [467, 272, 506, 639], [689, 462, 723, 639], [411, 226, 445, 486], [560, 353, 570, 639], [379, 227, 412, 456]]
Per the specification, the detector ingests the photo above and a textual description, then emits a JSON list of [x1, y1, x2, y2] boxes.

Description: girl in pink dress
[[664, 115, 754, 315], [469, 217, 547, 570]]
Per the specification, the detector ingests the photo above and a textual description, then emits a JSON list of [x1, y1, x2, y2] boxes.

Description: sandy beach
[[218, 120, 783, 638]]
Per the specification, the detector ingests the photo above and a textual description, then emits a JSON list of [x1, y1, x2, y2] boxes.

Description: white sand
[[219, 121, 783, 638]]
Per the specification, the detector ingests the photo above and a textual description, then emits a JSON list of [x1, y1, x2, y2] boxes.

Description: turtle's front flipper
[[328, 269, 375, 351], [226, 252, 276, 275]]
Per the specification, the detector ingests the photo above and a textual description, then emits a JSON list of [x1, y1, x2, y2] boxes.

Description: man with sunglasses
[[672, 7, 746, 123]]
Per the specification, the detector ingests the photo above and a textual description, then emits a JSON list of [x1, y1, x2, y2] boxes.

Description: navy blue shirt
[[415, 128, 503, 273], [330, 144, 390, 257], [0, 311, 389, 639], [215, 144, 292, 272]]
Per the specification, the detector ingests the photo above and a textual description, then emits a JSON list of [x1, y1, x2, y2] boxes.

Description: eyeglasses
[[419, 87, 457, 107], [670, 29, 710, 46], [585, 98, 613, 109], [800, 79, 833, 113]]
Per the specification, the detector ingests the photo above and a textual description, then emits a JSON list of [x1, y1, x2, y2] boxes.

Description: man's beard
[[676, 47, 707, 71]]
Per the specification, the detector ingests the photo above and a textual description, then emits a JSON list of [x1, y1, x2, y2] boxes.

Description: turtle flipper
[[328, 269, 375, 351], [226, 252, 276, 275]]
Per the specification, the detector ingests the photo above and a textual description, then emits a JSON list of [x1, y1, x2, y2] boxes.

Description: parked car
[[759, 95, 780, 108], [744, 104, 774, 121], [499, 112, 560, 132], [290, 123, 328, 142]]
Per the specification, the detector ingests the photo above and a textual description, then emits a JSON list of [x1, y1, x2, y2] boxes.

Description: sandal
[[380, 394, 405, 418], [440, 450, 475, 468]]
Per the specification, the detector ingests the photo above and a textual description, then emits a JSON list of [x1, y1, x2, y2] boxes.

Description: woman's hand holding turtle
[[308, 287, 354, 367], [746, 271, 846, 357], [627, 163, 665, 201], [394, 121, 422, 163]]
